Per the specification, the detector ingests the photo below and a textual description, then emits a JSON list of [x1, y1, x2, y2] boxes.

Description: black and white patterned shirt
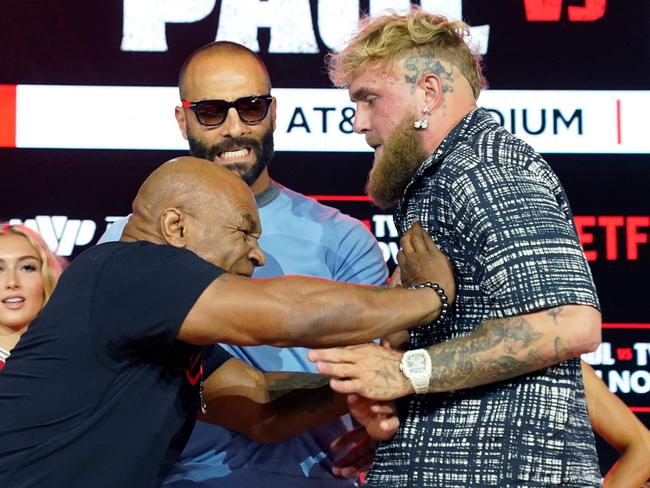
[[366, 108, 601, 487]]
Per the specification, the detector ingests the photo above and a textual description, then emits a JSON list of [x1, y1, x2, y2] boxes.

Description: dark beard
[[365, 115, 428, 209], [187, 129, 274, 186]]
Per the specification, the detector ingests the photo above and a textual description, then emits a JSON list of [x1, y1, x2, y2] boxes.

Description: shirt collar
[[255, 180, 281, 208]]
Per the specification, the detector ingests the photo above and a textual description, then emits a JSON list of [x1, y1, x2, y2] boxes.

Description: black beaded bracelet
[[407, 281, 450, 323]]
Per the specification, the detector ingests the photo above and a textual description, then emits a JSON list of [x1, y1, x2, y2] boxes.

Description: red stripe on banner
[[309, 195, 372, 202], [616, 99, 622, 145], [630, 407, 650, 413], [0, 85, 17, 148], [602, 323, 650, 329]]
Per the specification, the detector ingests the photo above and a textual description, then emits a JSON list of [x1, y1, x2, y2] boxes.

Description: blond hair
[[328, 6, 484, 98], [0, 223, 64, 307]]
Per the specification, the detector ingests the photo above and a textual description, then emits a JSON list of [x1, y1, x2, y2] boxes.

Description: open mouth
[[2, 296, 25, 310], [215, 147, 252, 161]]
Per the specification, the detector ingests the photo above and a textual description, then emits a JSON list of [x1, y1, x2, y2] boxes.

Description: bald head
[[179, 42, 271, 101], [122, 156, 264, 273], [174, 41, 277, 196], [132, 154, 251, 220]]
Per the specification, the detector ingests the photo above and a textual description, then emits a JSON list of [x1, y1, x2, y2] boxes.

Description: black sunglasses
[[181, 95, 273, 127]]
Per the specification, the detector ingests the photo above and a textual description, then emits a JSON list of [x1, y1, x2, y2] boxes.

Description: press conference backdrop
[[1, 0, 649, 475]]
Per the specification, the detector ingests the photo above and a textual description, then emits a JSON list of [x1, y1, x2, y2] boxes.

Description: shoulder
[[98, 240, 183, 261], [441, 127, 557, 197], [90, 241, 218, 281], [279, 185, 367, 231], [269, 184, 386, 281], [447, 126, 537, 173], [271, 184, 375, 239]]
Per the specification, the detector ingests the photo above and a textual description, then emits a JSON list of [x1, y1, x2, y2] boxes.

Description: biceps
[[177, 274, 286, 346]]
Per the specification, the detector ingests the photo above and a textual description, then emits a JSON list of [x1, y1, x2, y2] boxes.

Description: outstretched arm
[[178, 223, 454, 348], [199, 357, 399, 444], [582, 361, 650, 488], [310, 304, 600, 399], [310, 221, 600, 399]]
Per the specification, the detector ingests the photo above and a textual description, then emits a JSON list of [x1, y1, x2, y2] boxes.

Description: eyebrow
[[350, 87, 373, 102], [242, 213, 260, 234], [0, 255, 39, 263]]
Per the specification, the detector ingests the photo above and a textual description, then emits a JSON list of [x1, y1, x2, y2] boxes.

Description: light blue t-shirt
[[98, 181, 388, 487]]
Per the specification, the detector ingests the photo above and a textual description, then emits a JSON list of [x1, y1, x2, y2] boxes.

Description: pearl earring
[[413, 107, 431, 130]]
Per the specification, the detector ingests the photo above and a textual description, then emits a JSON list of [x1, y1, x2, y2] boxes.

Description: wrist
[[395, 353, 416, 396], [408, 281, 450, 324], [399, 349, 432, 394]]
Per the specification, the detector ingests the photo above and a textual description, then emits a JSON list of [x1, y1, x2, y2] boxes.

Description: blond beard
[[365, 114, 428, 209]]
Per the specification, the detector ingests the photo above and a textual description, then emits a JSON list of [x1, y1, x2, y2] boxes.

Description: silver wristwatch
[[399, 349, 432, 394]]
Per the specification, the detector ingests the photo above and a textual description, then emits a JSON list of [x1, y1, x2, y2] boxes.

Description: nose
[[221, 107, 250, 138], [3, 269, 20, 289], [352, 103, 368, 134], [249, 240, 266, 268]]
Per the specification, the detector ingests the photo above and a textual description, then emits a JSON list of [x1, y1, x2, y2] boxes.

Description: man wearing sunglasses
[[99, 41, 388, 488]]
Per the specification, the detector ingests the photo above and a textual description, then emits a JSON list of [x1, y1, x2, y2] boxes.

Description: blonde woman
[[0, 223, 63, 370]]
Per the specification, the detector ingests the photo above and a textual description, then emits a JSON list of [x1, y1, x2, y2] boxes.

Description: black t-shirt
[[0, 241, 231, 487]]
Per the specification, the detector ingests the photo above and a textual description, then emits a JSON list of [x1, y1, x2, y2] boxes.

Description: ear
[[420, 73, 445, 109], [160, 208, 187, 248], [270, 96, 277, 132], [175, 106, 189, 140]]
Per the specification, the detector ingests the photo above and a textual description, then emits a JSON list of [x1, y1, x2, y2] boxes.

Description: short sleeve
[[332, 220, 388, 286], [451, 162, 599, 318], [91, 242, 224, 362]]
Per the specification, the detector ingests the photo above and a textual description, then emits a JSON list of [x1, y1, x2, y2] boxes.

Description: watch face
[[404, 353, 428, 374]]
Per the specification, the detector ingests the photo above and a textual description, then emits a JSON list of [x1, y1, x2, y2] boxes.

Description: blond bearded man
[[309, 8, 602, 487]]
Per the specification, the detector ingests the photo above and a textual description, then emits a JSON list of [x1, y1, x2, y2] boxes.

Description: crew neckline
[[255, 180, 281, 208]]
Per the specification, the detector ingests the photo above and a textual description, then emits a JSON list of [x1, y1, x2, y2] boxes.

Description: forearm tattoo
[[403, 54, 455, 93], [546, 306, 564, 325], [427, 315, 546, 390]]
